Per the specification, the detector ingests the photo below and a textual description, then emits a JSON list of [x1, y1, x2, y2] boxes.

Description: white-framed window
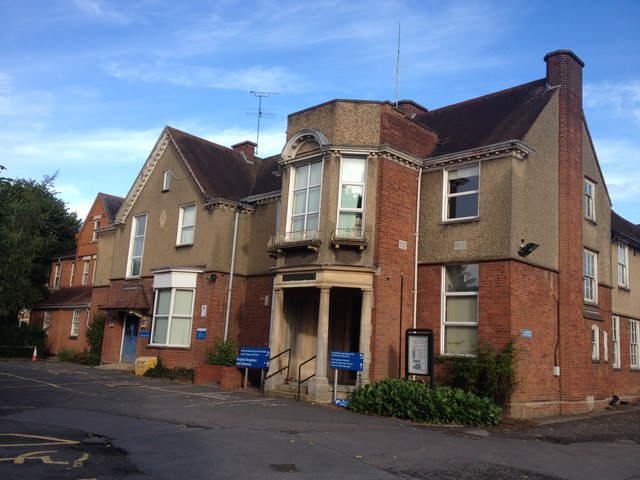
[[43, 311, 51, 331], [69, 262, 75, 286], [92, 218, 101, 241], [630, 320, 639, 369], [583, 249, 598, 303], [71, 309, 81, 337], [337, 157, 366, 239], [53, 263, 61, 289], [603, 331, 608, 363], [177, 204, 196, 245], [617, 242, 629, 288], [612, 316, 621, 368], [444, 164, 479, 221], [92, 257, 97, 284], [442, 264, 479, 355], [288, 161, 322, 240], [591, 325, 600, 361], [127, 214, 147, 277], [584, 179, 595, 221], [82, 260, 90, 285], [151, 288, 194, 347], [163, 169, 171, 191]]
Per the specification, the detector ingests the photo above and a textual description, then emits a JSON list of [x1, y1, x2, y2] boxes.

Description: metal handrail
[[265, 349, 291, 381], [297, 355, 316, 401]]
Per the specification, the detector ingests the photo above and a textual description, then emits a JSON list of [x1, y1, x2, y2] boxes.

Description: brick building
[[31, 193, 123, 355], [93, 50, 639, 417]]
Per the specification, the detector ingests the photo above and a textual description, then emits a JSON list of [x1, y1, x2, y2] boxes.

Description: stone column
[[308, 286, 331, 402], [359, 288, 373, 385], [266, 287, 285, 389]]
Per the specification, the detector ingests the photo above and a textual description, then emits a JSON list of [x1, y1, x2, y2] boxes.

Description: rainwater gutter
[[223, 207, 240, 341], [413, 167, 422, 329]]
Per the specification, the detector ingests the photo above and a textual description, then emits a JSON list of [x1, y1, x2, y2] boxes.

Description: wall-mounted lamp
[[518, 241, 539, 257], [207, 273, 217, 282]]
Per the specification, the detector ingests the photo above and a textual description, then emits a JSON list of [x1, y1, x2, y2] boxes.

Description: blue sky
[[1, 0, 639, 224]]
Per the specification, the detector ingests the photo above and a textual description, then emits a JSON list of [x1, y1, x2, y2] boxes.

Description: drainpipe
[[223, 206, 240, 341], [413, 168, 422, 329]]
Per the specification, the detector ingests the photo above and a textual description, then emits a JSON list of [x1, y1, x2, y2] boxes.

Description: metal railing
[[297, 355, 316, 401], [265, 349, 291, 382]]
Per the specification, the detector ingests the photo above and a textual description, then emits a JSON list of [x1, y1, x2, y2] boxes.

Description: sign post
[[330, 351, 364, 403], [405, 329, 434, 386], [235, 347, 270, 390]]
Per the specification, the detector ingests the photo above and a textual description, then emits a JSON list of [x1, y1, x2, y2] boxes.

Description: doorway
[[121, 315, 139, 363]]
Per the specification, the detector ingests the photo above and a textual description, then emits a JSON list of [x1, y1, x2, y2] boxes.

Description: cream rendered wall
[[582, 124, 612, 288], [236, 199, 279, 276], [107, 142, 237, 280], [94, 231, 116, 286]]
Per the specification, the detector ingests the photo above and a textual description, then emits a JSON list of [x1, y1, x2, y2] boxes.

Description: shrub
[[144, 356, 194, 382], [205, 337, 238, 366], [57, 348, 100, 365], [348, 378, 501, 427], [86, 314, 105, 355], [448, 340, 517, 408], [0, 322, 46, 358]]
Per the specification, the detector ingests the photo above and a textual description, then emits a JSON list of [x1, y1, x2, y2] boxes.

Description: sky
[[1, 0, 639, 224]]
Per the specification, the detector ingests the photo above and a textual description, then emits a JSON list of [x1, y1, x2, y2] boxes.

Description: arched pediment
[[281, 128, 329, 161]]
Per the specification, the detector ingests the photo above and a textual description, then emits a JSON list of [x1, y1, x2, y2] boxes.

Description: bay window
[[337, 157, 366, 238], [151, 288, 194, 347], [288, 161, 322, 240]]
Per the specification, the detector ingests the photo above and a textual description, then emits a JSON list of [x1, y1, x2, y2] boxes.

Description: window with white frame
[[618, 242, 629, 288], [53, 263, 61, 289], [630, 320, 639, 369], [71, 310, 81, 337], [337, 157, 366, 238], [127, 214, 147, 277], [70, 262, 75, 286], [584, 179, 595, 221], [163, 169, 171, 191], [43, 311, 51, 331], [443, 264, 479, 355], [444, 164, 479, 220], [612, 316, 621, 368], [583, 249, 598, 303], [82, 260, 90, 285], [92, 218, 101, 241], [177, 204, 196, 245], [603, 331, 608, 363], [92, 257, 97, 284], [591, 325, 600, 361], [151, 288, 194, 347], [288, 161, 322, 240]]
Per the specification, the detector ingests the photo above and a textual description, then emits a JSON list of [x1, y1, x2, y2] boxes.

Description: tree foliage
[[0, 166, 80, 323]]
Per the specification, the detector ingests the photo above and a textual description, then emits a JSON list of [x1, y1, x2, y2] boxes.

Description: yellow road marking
[[0, 434, 79, 448]]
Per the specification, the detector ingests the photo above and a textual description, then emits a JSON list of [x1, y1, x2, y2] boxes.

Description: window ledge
[[617, 285, 631, 292], [146, 344, 191, 350], [439, 217, 480, 226], [68, 336, 78, 340], [175, 243, 194, 249], [585, 217, 597, 226], [331, 229, 369, 250]]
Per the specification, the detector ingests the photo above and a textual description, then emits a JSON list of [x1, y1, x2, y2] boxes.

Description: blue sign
[[139, 331, 150, 338], [236, 347, 270, 368], [330, 351, 364, 371], [520, 329, 532, 339], [196, 328, 207, 340]]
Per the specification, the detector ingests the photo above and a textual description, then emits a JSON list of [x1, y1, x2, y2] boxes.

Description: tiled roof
[[166, 127, 280, 202], [98, 284, 150, 311], [415, 79, 555, 157], [99, 193, 124, 224], [35, 286, 92, 309], [612, 211, 640, 249]]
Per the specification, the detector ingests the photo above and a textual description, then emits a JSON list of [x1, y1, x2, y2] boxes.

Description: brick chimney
[[544, 50, 586, 410], [232, 140, 257, 162]]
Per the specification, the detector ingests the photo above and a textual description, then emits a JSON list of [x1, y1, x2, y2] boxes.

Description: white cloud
[[71, 0, 131, 25], [585, 81, 640, 125]]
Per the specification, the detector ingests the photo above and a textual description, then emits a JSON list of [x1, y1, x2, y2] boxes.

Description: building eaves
[[612, 211, 640, 249], [34, 286, 92, 310]]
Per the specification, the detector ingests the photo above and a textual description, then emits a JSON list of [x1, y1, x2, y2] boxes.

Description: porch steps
[[269, 383, 309, 402]]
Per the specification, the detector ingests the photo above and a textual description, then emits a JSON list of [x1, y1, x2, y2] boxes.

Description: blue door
[[121, 315, 139, 363]]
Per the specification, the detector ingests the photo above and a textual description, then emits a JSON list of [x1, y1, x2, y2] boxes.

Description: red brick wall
[[380, 104, 437, 158], [370, 158, 419, 380]]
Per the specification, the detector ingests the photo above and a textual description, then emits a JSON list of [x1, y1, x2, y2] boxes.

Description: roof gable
[[415, 79, 554, 157], [612, 211, 640, 249]]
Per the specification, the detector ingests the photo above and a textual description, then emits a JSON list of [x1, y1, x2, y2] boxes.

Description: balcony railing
[[331, 228, 369, 250], [268, 229, 322, 254]]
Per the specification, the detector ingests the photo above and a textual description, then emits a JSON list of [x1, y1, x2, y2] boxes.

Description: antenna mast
[[395, 22, 401, 108], [250, 90, 277, 154]]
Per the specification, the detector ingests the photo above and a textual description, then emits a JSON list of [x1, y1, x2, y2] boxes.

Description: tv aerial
[[249, 90, 278, 154]]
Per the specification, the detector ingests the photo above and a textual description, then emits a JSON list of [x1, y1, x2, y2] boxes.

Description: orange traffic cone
[[32, 346, 38, 361]]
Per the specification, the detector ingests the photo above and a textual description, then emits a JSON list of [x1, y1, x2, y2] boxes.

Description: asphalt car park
[[1, 359, 639, 480]]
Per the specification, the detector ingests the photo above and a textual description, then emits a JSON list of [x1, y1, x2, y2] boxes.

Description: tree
[[0, 166, 80, 323]]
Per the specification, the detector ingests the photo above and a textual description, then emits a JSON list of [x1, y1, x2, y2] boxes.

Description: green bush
[[86, 314, 105, 355], [448, 340, 517, 408], [348, 378, 501, 426], [143, 356, 194, 382], [205, 337, 238, 366], [0, 322, 46, 358], [57, 348, 100, 365]]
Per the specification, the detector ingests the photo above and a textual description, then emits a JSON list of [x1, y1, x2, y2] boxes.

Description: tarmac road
[[0, 359, 638, 480]]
